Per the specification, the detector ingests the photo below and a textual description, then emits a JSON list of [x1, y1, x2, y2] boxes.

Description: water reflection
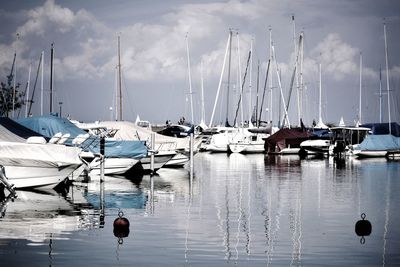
[[0, 186, 95, 242], [1, 153, 399, 266]]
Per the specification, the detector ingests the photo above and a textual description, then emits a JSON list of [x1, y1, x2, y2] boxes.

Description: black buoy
[[355, 213, 372, 244], [113, 210, 130, 239]]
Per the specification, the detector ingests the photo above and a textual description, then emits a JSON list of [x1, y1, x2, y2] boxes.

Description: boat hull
[[1, 158, 80, 189], [353, 150, 388, 158], [89, 158, 139, 175]]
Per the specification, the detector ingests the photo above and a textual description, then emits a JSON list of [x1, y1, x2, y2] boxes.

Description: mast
[[359, 52, 362, 124], [255, 60, 260, 127], [269, 26, 273, 123], [117, 34, 123, 121], [28, 54, 42, 116], [185, 33, 194, 124], [25, 61, 32, 118], [236, 31, 243, 126], [225, 30, 233, 127], [12, 33, 19, 118], [209, 32, 230, 127], [40, 51, 44, 115], [50, 43, 54, 114], [248, 38, 253, 122], [292, 15, 301, 126], [259, 59, 270, 125], [379, 65, 382, 123], [384, 20, 391, 134], [319, 63, 322, 125], [299, 31, 304, 123]]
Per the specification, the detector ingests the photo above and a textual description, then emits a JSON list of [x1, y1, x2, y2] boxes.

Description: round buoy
[[113, 210, 130, 238], [355, 213, 372, 244]]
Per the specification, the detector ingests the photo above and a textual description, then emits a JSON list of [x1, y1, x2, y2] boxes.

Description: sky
[[1, 0, 399, 126]]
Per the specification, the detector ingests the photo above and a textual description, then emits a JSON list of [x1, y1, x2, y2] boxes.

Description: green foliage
[[0, 74, 24, 117]]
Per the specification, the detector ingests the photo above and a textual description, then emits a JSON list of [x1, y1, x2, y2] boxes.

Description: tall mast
[[379, 65, 382, 123], [318, 63, 322, 125], [25, 61, 32, 118], [292, 15, 301, 126], [255, 60, 260, 127], [248, 38, 253, 122], [209, 32, 230, 127], [359, 52, 362, 124], [50, 43, 55, 114], [40, 51, 44, 115], [236, 31, 243, 126], [185, 33, 194, 124], [12, 33, 19, 118], [225, 30, 233, 127], [299, 31, 304, 123], [384, 20, 391, 134], [269, 26, 273, 123], [117, 34, 123, 121]]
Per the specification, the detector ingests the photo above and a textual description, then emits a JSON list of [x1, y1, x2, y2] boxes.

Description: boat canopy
[[265, 128, 311, 151], [358, 134, 400, 151], [17, 115, 147, 159], [0, 117, 46, 141]]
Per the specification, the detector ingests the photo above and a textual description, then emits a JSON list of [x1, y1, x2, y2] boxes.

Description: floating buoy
[[113, 210, 130, 239], [355, 213, 372, 244]]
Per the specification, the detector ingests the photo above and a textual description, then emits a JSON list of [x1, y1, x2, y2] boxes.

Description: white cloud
[[311, 33, 359, 80]]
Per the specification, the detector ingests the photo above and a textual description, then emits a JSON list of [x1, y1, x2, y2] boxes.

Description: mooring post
[[100, 136, 105, 182], [150, 133, 155, 174]]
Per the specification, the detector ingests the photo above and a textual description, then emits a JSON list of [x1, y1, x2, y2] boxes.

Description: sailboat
[[352, 21, 400, 158], [300, 62, 331, 155], [204, 30, 241, 153]]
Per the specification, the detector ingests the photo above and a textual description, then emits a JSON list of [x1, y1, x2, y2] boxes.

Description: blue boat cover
[[16, 115, 147, 159], [358, 134, 400, 151], [0, 117, 47, 140]]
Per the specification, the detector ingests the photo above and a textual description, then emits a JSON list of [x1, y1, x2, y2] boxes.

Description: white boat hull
[[89, 157, 139, 175], [139, 152, 176, 171], [164, 153, 189, 167], [0, 142, 83, 189], [1, 159, 80, 189], [353, 150, 388, 158], [229, 142, 265, 153], [280, 147, 301, 155]]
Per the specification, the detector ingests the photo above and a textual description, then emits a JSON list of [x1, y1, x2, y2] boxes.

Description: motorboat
[[17, 115, 148, 176]]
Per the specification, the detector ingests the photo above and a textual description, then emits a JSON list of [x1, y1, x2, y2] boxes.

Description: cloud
[[311, 33, 359, 80]]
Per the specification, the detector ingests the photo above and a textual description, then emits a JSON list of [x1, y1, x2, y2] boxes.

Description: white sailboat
[[352, 21, 400, 158], [300, 62, 330, 154]]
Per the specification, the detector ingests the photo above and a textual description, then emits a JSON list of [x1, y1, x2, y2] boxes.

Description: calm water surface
[[1, 153, 399, 266]]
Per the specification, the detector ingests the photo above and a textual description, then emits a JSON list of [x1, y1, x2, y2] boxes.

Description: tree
[[0, 72, 24, 117]]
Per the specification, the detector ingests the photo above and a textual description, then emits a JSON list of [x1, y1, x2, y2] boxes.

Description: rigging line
[[258, 59, 271, 124], [233, 50, 251, 127]]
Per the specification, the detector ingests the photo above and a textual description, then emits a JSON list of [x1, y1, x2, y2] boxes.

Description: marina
[[1, 153, 400, 266], [1, 1, 400, 266]]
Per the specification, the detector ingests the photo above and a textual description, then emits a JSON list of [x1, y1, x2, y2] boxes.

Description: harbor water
[[1, 153, 399, 266]]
